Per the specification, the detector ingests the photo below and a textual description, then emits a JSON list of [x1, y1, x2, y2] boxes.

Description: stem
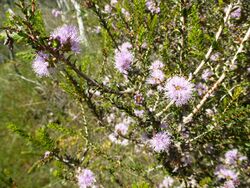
[[183, 26, 250, 124], [189, 4, 233, 80]]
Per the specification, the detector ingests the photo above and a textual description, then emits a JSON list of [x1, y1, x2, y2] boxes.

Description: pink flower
[[202, 69, 213, 81], [115, 123, 129, 135], [150, 60, 164, 70], [134, 109, 145, 118], [52, 9, 62, 17], [114, 42, 134, 74], [134, 93, 144, 105], [159, 176, 174, 188], [76, 168, 96, 188], [51, 25, 80, 53], [215, 166, 238, 181], [147, 69, 165, 85], [104, 4, 111, 13], [150, 132, 171, 153], [146, 0, 160, 14], [32, 52, 50, 77], [164, 76, 194, 106], [195, 83, 207, 96], [110, 0, 118, 6]]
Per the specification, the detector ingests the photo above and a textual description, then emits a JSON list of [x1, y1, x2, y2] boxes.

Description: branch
[[188, 4, 233, 80], [183, 26, 250, 124]]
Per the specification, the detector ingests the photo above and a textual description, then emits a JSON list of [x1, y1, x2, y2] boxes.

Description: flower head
[[201, 69, 213, 81], [225, 149, 238, 165], [51, 25, 80, 53], [32, 52, 50, 77], [146, 0, 160, 14], [115, 122, 129, 135], [159, 176, 174, 188], [150, 60, 164, 70], [231, 7, 241, 18], [195, 83, 207, 96], [104, 4, 112, 13], [114, 42, 134, 74], [134, 93, 144, 105], [164, 76, 194, 106], [215, 166, 238, 181], [147, 69, 165, 85], [52, 9, 62, 17], [76, 168, 96, 188], [110, 0, 118, 6], [134, 109, 145, 118], [150, 132, 171, 153]]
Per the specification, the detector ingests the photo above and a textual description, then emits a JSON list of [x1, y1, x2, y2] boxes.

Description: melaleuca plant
[[2, 0, 250, 187]]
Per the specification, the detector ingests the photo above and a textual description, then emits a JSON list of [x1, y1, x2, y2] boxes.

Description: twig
[[189, 4, 233, 80], [183, 26, 250, 124]]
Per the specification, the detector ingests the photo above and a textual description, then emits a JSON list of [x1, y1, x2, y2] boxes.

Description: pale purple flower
[[115, 123, 129, 135], [52, 9, 62, 17], [224, 6, 241, 19], [110, 0, 118, 6], [225, 149, 238, 165], [223, 180, 237, 188], [134, 109, 145, 118], [164, 76, 194, 106], [231, 7, 241, 18], [210, 53, 220, 61], [205, 109, 215, 117], [159, 176, 174, 188], [121, 8, 130, 20], [134, 93, 144, 105], [107, 113, 115, 123], [215, 166, 238, 181], [147, 69, 165, 85], [44, 151, 51, 158], [32, 52, 50, 77], [141, 42, 148, 49], [104, 4, 111, 13], [195, 83, 207, 96], [150, 132, 171, 153], [146, 0, 160, 14], [150, 60, 164, 70], [181, 152, 193, 166], [108, 133, 129, 146], [93, 26, 101, 34], [114, 42, 134, 74], [76, 168, 96, 188], [51, 25, 80, 53], [201, 69, 213, 81], [120, 42, 132, 50]]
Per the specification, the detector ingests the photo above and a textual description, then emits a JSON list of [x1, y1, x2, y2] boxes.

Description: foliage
[[0, 0, 250, 187]]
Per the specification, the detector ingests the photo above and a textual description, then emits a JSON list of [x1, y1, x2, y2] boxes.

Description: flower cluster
[[146, 0, 160, 14], [76, 168, 96, 188], [215, 166, 238, 187], [114, 42, 134, 74], [230, 7, 241, 18], [214, 149, 248, 187], [134, 93, 144, 105], [224, 149, 247, 165], [149, 132, 171, 153], [201, 69, 213, 81], [108, 116, 133, 146], [32, 52, 50, 77], [147, 60, 165, 85], [51, 25, 81, 53], [51, 9, 62, 17], [164, 76, 194, 106], [159, 176, 174, 188], [195, 83, 207, 96]]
